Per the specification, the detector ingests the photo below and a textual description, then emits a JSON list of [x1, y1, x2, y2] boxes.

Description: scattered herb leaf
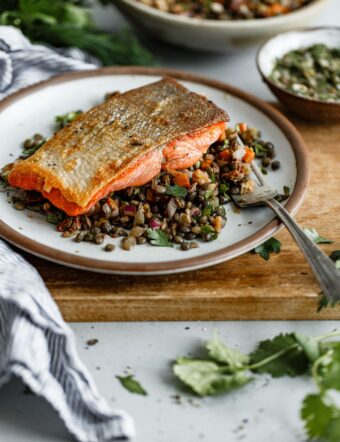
[[206, 331, 249, 371], [254, 237, 281, 261], [147, 228, 173, 247], [249, 333, 310, 377], [46, 211, 64, 225], [55, 110, 82, 128], [166, 185, 187, 198], [283, 185, 290, 196], [304, 228, 334, 244], [261, 166, 268, 175], [301, 393, 335, 439], [116, 375, 147, 396], [219, 183, 230, 197], [202, 205, 213, 217], [173, 357, 251, 397], [20, 140, 45, 159], [330, 251, 340, 270]]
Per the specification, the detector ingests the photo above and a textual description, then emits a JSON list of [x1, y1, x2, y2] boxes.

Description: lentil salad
[[136, 0, 313, 20], [0, 99, 283, 253], [270, 44, 340, 103]]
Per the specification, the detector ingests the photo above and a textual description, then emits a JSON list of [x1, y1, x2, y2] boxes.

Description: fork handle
[[266, 198, 340, 302]]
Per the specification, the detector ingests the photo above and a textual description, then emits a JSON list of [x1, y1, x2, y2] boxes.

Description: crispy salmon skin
[[9, 78, 229, 216]]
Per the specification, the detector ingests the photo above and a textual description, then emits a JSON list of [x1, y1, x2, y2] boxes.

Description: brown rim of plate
[[0, 67, 310, 274], [256, 26, 340, 108]]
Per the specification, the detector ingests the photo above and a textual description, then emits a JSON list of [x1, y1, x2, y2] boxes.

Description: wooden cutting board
[[22, 111, 340, 321]]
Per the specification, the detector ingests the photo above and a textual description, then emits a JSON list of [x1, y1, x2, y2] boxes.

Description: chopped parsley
[[147, 229, 173, 247], [254, 237, 281, 261], [166, 185, 187, 198]]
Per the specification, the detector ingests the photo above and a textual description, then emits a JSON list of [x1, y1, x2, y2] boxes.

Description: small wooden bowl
[[257, 27, 340, 122]]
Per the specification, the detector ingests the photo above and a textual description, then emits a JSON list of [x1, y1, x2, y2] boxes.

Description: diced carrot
[[146, 188, 155, 201], [266, 4, 289, 16], [201, 159, 213, 170], [173, 171, 191, 188], [218, 149, 232, 161], [243, 146, 255, 163], [238, 123, 248, 133]]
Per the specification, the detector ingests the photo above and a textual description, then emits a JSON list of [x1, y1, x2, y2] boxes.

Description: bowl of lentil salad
[[114, 0, 330, 52], [257, 27, 340, 122]]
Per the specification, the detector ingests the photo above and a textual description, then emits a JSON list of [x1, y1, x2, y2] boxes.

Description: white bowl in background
[[115, 0, 330, 52]]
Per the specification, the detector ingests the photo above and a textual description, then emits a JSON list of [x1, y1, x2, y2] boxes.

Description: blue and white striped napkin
[[0, 26, 135, 442]]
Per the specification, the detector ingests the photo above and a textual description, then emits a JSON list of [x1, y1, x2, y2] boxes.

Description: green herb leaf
[[147, 228, 173, 247], [55, 110, 82, 128], [219, 183, 230, 197], [200, 225, 217, 240], [254, 237, 281, 261], [166, 185, 187, 198], [116, 375, 147, 396], [261, 166, 268, 175], [206, 331, 249, 371], [252, 143, 267, 158], [46, 211, 64, 225], [249, 333, 310, 377], [330, 251, 340, 270], [202, 205, 213, 217], [317, 343, 340, 391], [304, 228, 334, 244], [173, 357, 251, 397], [318, 292, 340, 312], [20, 140, 45, 159], [301, 393, 335, 439], [294, 333, 320, 363], [283, 185, 291, 196]]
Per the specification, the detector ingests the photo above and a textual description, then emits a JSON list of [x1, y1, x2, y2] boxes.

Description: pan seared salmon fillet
[[9, 78, 229, 216]]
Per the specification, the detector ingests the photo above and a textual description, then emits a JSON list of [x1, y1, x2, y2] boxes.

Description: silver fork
[[231, 136, 340, 303]]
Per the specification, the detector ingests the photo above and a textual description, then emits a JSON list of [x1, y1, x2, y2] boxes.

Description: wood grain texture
[[22, 112, 340, 322]]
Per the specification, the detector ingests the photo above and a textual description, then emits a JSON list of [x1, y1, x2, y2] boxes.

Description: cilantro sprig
[[147, 228, 173, 248], [173, 329, 340, 441]]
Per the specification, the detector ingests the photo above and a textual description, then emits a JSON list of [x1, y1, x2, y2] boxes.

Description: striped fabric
[[0, 27, 134, 441]]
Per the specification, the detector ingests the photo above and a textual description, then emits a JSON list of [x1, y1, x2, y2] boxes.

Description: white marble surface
[[0, 1, 340, 441]]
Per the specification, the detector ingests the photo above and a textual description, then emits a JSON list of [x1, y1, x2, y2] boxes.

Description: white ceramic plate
[[0, 68, 309, 274]]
